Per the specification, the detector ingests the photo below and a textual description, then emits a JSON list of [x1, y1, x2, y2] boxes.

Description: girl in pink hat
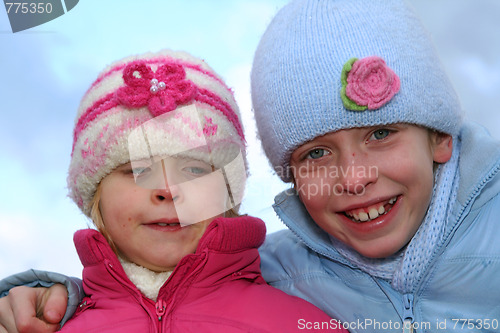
[[0, 50, 342, 333]]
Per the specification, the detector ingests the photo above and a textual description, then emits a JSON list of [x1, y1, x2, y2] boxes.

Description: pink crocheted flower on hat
[[340, 56, 400, 111], [116, 61, 197, 117]]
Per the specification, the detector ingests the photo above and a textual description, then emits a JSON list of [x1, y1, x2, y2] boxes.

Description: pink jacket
[[61, 216, 346, 332]]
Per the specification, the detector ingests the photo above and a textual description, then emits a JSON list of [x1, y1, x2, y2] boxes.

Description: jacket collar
[[456, 122, 500, 208], [273, 190, 353, 266], [74, 215, 267, 298]]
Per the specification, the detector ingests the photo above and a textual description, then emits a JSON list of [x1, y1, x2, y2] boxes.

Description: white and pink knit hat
[[68, 50, 246, 216]]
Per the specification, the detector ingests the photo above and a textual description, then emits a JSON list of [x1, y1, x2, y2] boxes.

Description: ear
[[432, 132, 453, 163]]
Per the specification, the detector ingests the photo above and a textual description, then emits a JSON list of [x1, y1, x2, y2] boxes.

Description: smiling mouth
[[146, 218, 182, 229], [154, 222, 180, 227], [343, 196, 398, 223]]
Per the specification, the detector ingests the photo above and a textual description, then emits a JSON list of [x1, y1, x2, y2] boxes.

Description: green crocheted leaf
[[341, 58, 357, 86], [340, 57, 367, 111]]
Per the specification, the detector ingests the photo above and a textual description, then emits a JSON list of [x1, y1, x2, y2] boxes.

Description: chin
[[353, 243, 402, 259]]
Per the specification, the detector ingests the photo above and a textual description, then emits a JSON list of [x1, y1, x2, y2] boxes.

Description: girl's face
[[99, 156, 230, 272], [290, 124, 453, 258]]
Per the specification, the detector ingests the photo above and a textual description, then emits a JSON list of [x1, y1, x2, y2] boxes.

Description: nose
[[149, 159, 180, 204], [151, 187, 175, 204], [336, 150, 378, 195]]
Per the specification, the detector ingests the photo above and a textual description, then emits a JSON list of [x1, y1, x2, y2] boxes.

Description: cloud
[[410, 0, 500, 138], [224, 61, 289, 233], [458, 56, 500, 95], [1, 0, 499, 279], [0, 150, 88, 277], [0, 0, 291, 278], [0, 212, 82, 277]]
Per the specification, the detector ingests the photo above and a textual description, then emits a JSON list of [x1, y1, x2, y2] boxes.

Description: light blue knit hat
[[251, 0, 463, 182]]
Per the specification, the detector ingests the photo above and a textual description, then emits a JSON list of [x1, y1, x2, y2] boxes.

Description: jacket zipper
[[106, 260, 172, 332], [154, 299, 167, 333], [402, 294, 415, 333], [156, 299, 167, 321]]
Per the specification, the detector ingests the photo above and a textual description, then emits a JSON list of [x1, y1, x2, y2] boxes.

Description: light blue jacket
[[260, 122, 500, 332], [2, 123, 500, 332]]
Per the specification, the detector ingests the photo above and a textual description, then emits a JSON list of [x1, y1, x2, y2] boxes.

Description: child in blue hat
[[252, 0, 500, 331]]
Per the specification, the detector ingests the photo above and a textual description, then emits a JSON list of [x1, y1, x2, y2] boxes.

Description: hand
[[0, 284, 68, 333]]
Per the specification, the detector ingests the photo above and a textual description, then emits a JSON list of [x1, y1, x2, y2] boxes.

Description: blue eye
[[182, 161, 214, 177], [184, 166, 210, 175], [371, 129, 391, 140], [307, 149, 327, 159], [132, 166, 152, 177]]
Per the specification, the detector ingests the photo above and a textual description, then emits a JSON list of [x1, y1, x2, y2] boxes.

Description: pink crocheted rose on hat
[[116, 61, 197, 117], [341, 56, 400, 111]]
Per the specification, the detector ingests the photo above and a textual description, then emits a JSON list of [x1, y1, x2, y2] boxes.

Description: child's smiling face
[[290, 124, 453, 258], [98, 156, 230, 272]]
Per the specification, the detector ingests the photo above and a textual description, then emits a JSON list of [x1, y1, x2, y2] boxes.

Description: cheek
[[410, 165, 434, 217], [402, 158, 434, 190], [390, 155, 435, 233], [100, 190, 140, 229], [381, 144, 434, 184], [177, 177, 229, 224], [204, 181, 228, 208], [295, 175, 332, 213]]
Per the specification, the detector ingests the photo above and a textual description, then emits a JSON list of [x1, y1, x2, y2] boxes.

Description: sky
[[1, 0, 499, 278]]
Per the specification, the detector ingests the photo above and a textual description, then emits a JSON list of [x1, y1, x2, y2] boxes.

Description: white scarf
[[118, 257, 172, 301]]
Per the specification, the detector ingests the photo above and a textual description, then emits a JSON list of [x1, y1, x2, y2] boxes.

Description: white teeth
[[346, 196, 398, 223], [157, 223, 167, 226], [358, 212, 369, 222], [368, 208, 379, 220]]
